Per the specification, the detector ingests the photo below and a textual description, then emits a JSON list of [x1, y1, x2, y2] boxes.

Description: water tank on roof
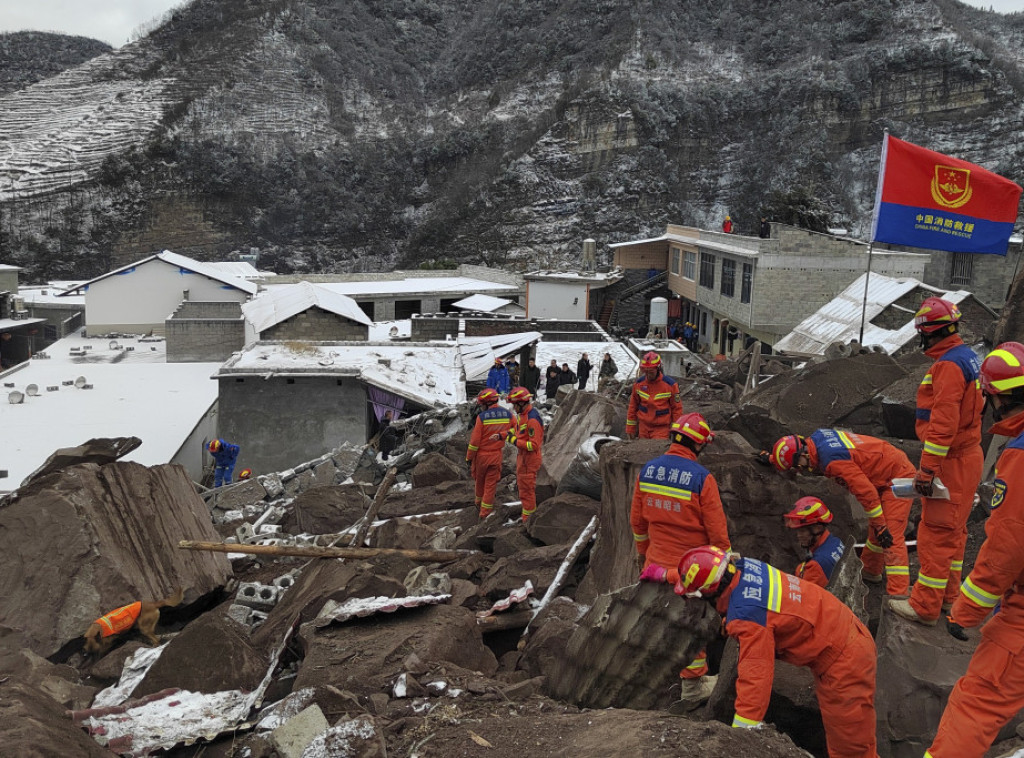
[[649, 297, 668, 330]]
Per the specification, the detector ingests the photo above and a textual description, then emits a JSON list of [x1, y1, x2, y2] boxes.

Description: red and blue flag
[[871, 135, 1021, 255]]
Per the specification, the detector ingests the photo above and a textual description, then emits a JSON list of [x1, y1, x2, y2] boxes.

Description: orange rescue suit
[[94, 602, 142, 637], [467, 404, 514, 516], [910, 334, 984, 621], [626, 372, 682, 439], [794, 530, 845, 589], [805, 429, 914, 594], [511, 404, 544, 520], [925, 411, 1024, 758], [716, 558, 879, 758]]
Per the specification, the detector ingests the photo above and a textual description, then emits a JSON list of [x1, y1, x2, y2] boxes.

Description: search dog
[[83, 588, 184, 656]]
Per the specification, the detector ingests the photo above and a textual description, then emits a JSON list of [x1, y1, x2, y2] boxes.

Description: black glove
[[946, 615, 969, 642], [914, 467, 936, 497], [755, 450, 773, 467], [872, 524, 895, 550]]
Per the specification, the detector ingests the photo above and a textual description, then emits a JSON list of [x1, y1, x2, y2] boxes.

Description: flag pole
[[861, 129, 890, 345]]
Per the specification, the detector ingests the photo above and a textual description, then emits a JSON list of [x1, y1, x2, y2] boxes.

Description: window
[[950, 253, 974, 286], [671, 247, 681, 275], [699, 252, 716, 289], [683, 251, 696, 280], [741, 263, 753, 303], [721, 259, 736, 297]]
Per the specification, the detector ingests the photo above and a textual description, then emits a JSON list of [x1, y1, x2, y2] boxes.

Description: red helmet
[[674, 545, 733, 598], [784, 496, 834, 528], [476, 388, 499, 406], [670, 412, 714, 446], [208, 439, 222, 453], [508, 386, 532, 404], [494, 357, 504, 365], [238, 468, 253, 481], [980, 342, 1024, 396], [770, 435, 805, 472], [640, 351, 662, 370], [914, 297, 961, 334]]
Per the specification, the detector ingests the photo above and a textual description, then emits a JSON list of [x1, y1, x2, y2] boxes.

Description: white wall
[[85, 260, 250, 335], [527, 281, 589, 319]]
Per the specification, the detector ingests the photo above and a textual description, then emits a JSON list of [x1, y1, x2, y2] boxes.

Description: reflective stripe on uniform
[[685, 657, 706, 671], [921, 374, 933, 385], [923, 440, 950, 457], [836, 431, 857, 448], [633, 532, 649, 542], [918, 573, 948, 590], [483, 418, 508, 425], [864, 541, 883, 553], [766, 563, 784, 613], [865, 504, 883, 519], [888, 565, 910, 576], [961, 576, 1001, 608], [637, 390, 651, 400], [638, 481, 693, 500], [467, 445, 479, 452], [951, 560, 963, 572], [626, 419, 638, 426], [732, 714, 761, 728], [480, 502, 494, 511], [653, 392, 674, 399]]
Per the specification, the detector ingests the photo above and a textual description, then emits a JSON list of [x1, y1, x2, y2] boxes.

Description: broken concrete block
[[311, 458, 338, 488], [237, 582, 280, 610], [424, 525, 458, 551], [222, 508, 244, 522], [227, 604, 255, 628], [303, 716, 385, 758], [261, 473, 285, 498], [271, 704, 329, 758], [273, 571, 299, 591], [255, 504, 287, 528], [403, 566, 452, 596]]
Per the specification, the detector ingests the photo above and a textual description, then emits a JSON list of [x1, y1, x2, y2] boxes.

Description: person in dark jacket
[[598, 352, 619, 391], [521, 357, 541, 394], [559, 363, 577, 388], [544, 359, 561, 399], [577, 353, 592, 391], [505, 356, 521, 386], [378, 410, 401, 461], [759, 216, 771, 239]]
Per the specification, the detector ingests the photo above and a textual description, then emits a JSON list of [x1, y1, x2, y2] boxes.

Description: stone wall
[[410, 315, 606, 341], [262, 307, 369, 341], [165, 301, 245, 363]]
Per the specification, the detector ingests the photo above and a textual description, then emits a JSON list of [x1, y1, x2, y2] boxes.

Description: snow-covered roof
[[61, 251, 258, 296], [307, 276, 518, 298], [0, 333, 219, 491], [460, 332, 543, 381], [205, 261, 275, 280], [534, 341, 640, 391], [774, 273, 980, 356], [243, 281, 372, 334], [0, 264, 21, 271], [0, 317, 46, 331], [16, 282, 86, 305], [218, 341, 465, 408], [524, 268, 624, 285], [451, 294, 521, 313]]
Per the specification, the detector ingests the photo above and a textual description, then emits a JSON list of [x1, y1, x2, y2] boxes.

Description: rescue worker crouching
[[633, 412, 730, 709], [208, 438, 240, 488], [507, 386, 544, 522], [770, 429, 912, 595], [890, 297, 984, 627], [467, 388, 514, 520], [626, 351, 682, 440], [925, 342, 1024, 758], [785, 497, 844, 588], [672, 546, 880, 758]]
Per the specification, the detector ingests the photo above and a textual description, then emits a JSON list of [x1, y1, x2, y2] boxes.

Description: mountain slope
[[0, 0, 1022, 280], [0, 32, 111, 97]]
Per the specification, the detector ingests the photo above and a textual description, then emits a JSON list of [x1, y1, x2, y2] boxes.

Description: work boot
[[888, 598, 937, 627], [668, 675, 718, 714], [862, 570, 883, 585]]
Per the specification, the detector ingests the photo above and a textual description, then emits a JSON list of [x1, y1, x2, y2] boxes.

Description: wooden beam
[[178, 540, 476, 563]]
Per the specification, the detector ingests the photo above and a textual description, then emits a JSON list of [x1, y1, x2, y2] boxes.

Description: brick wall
[[410, 315, 605, 340], [165, 301, 245, 362], [262, 307, 369, 341]]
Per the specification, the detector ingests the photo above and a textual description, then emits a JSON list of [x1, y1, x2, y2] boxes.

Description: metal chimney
[[582, 238, 597, 272]]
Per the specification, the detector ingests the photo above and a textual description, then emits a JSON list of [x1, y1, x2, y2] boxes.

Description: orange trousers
[[517, 454, 541, 520], [813, 623, 879, 758], [474, 451, 504, 515], [860, 489, 912, 595], [638, 423, 671, 440], [909, 447, 983, 620], [925, 615, 1024, 757]]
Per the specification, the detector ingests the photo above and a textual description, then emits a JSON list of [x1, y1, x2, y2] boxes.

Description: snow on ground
[[0, 333, 219, 491]]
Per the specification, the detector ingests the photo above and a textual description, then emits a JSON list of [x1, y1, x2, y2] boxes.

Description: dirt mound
[[379, 479, 478, 518], [279, 485, 369, 535], [0, 678, 111, 758], [0, 459, 230, 658]]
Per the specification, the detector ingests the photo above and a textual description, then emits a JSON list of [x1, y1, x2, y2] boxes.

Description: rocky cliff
[[0, 0, 1022, 280]]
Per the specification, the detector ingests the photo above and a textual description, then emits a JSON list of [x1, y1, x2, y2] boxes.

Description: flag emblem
[[932, 165, 972, 209]]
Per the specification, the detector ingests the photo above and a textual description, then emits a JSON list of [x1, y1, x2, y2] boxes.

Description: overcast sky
[[0, 0, 1023, 48]]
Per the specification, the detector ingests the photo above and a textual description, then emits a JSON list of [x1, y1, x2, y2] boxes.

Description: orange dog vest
[[95, 602, 142, 637]]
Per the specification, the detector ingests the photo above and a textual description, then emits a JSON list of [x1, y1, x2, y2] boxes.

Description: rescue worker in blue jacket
[[208, 438, 240, 487], [486, 358, 511, 395], [784, 496, 845, 588]]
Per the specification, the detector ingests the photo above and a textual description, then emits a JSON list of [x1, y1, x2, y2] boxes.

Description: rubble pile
[[0, 347, 1005, 757]]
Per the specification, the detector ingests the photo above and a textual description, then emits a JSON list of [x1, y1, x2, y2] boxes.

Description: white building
[[524, 269, 623, 320], [62, 251, 258, 336]]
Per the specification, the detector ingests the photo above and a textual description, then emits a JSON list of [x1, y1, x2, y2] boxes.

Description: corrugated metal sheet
[[460, 331, 543, 380], [452, 293, 517, 312], [775, 273, 973, 356]]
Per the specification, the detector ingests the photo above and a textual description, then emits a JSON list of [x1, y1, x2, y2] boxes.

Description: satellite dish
[[74, 376, 87, 388], [109, 340, 120, 350], [8, 390, 24, 404], [25, 384, 39, 396]]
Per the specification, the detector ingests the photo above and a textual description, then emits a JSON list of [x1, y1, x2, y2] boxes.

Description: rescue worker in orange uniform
[[626, 351, 682, 439], [889, 297, 984, 626], [771, 429, 913, 594], [507, 386, 544, 522], [674, 546, 879, 758], [466, 388, 514, 519], [785, 497, 845, 589], [924, 342, 1024, 758], [632, 412, 730, 707]]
